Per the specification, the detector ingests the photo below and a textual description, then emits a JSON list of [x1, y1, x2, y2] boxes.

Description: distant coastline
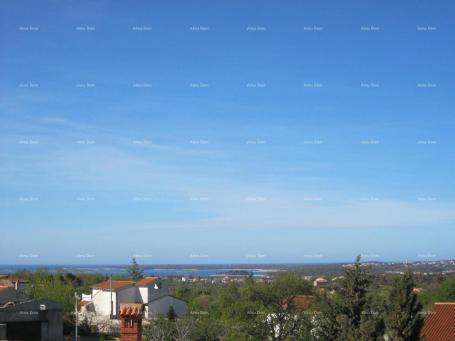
[[1, 259, 454, 278]]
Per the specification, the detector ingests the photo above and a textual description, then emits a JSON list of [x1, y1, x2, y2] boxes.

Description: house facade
[[83, 277, 186, 319]]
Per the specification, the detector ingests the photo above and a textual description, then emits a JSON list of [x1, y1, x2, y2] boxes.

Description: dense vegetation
[[10, 257, 455, 340], [144, 257, 455, 341]]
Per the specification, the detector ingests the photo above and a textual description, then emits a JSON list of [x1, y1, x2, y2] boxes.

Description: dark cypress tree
[[337, 255, 371, 340], [314, 255, 384, 341], [167, 305, 177, 320], [127, 257, 143, 281], [385, 271, 423, 341], [313, 293, 341, 340], [338, 255, 384, 341]]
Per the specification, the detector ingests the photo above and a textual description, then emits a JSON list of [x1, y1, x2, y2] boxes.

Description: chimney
[[119, 303, 144, 341]]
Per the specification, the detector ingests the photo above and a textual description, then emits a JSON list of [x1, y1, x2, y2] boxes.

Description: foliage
[[314, 256, 384, 341], [128, 257, 144, 281], [143, 315, 195, 341], [143, 315, 175, 341], [218, 274, 314, 341], [312, 294, 341, 340], [384, 271, 423, 341], [417, 275, 455, 309], [434, 275, 455, 301], [189, 315, 223, 341], [14, 259, 455, 340], [26, 269, 75, 313], [167, 306, 177, 320]]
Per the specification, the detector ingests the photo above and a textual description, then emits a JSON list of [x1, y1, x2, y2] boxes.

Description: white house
[[90, 280, 136, 316], [82, 277, 186, 319], [313, 277, 329, 287]]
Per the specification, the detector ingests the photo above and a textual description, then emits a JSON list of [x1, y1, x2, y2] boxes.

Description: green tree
[[384, 271, 423, 341], [190, 316, 223, 341], [128, 257, 143, 281], [315, 256, 384, 341], [219, 274, 313, 341], [143, 315, 175, 341], [313, 293, 341, 340], [167, 306, 177, 321], [27, 269, 75, 313], [434, 276, 455, 301], [143, 315, 196, 341]]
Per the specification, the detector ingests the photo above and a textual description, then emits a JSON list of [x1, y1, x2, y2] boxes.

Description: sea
[[0, 265, 276, 277]]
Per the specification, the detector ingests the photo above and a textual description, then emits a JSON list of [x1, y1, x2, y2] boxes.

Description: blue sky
[[0, 0, 454, 264]]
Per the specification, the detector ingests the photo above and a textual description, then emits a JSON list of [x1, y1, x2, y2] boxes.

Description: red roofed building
[[82, 277, 186, 319], [136, 277, 158, 287], [90, 280, 137, 317], [0, 275, 29, 291], [420, 302, 455, 341], [291, 295, 314, 310], [92, 280, 135, 291], [313, 277, 329, 287], [0, 275, 29, 305], [282, 295, 314, 311]]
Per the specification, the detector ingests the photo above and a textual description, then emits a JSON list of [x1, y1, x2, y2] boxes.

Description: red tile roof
[[136, 277, 159, 287], [0, 277, 29, 288], [420, 302, 455, 341], [80, 300, 93, 306], [292, 295, 315, 310], [283, 295, 315, 311], [92, 280, 135, 290], [119, 303, 144, 317]]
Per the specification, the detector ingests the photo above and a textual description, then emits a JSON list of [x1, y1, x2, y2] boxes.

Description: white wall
[[91, 282, 171, 318], [91, 286, 137, 316], [138, 287, 148, 304], [91, 289, 116, 316]]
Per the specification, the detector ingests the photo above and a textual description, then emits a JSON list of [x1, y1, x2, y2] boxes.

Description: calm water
[[0, 265, 272, 277]]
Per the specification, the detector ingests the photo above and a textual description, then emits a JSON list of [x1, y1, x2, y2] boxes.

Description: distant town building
[[286, 295, 314, 311], [313, 277, 329, 287], [331, 276, 345, 282], [412, 287, 424, 294]]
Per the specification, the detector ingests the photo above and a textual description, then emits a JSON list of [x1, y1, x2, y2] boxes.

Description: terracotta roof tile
[[80, 300, 93, 306], [283, 295, 314, 311], [292, 295, 315, 310], [136, 277, 159, 287], [119, 303, 144, 317], [0, 277, 28, 288], [420, 302, 455, 341], [92, 280, 135, 290]]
